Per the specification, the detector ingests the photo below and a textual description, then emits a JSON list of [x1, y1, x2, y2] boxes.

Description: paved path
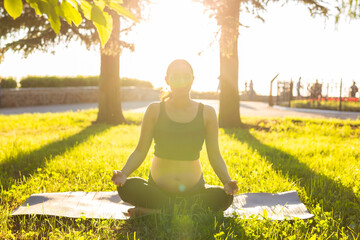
[[1, 100, 359, 120]]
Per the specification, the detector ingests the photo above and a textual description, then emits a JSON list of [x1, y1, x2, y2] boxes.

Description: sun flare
[[1, 1, 360, 95], [120, 0, 220, 92]]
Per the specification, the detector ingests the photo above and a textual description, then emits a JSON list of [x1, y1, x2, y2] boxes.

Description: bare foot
[[127, 207, 160, 217]]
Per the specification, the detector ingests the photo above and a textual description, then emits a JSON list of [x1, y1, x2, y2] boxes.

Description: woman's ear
[[165, 76, 169, 86]]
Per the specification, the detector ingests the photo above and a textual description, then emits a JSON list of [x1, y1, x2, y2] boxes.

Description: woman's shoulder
[[194, 101, 216, 123], [200, 103, 216, 115], [144, 102, 161, 122]]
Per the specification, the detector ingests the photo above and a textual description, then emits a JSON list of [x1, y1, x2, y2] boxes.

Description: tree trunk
[[96, 13, 126, 125], [218, 0, 241, 128]]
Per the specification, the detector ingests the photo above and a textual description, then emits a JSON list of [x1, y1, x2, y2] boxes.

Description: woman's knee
[[222, 193, 233, 210], [117, 183, 129, 202], [117, 177, 146, 202], [205, 187, 234, 211]]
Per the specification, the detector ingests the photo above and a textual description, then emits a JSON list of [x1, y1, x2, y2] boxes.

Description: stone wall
[[0, 87, 160, 108], [191, 92, 268, 102]]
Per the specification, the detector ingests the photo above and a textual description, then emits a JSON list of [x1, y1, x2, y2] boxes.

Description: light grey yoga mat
[[11, 190, 313, 220], [223, 190, 314, 220]]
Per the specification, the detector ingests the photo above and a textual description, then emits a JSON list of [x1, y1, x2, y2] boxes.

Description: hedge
[[120, 77, 153, 88], [0, 78, 17, 88], [20, 76, 98, 88], [19, 76, 153, 88]]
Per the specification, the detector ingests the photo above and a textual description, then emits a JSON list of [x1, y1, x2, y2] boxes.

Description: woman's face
[[166, 62, 194, 91], [167, 72, 193, 89]]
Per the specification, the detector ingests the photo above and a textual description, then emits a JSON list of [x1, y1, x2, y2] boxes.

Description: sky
[[1, 0, 360, 95]]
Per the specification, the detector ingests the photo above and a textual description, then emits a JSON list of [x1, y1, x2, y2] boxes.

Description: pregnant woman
[[112, 59, 238, 216]]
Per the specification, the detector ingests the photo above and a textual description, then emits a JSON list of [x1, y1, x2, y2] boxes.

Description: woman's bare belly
[[150, 156, 203, 194]]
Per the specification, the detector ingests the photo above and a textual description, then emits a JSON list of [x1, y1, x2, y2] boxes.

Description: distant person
[[316, 80, 322, 99], [296, 77, 302, 98], [289, 80, 294, 101], [309, 85, 315, 98], [311, 80, 322, 99], [350, 81, 358, 98], [112, 59, 238, 217], [244, 81, 248, 94], [217, 76, 221, 94], [249, 80, 254, 100]]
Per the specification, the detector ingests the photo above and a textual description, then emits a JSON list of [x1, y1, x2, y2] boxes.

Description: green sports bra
[[153, 102, 205, 161]]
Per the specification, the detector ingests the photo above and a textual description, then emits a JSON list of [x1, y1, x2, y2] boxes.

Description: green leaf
[[28, 2, 42, 16], [61, 0, 82, 26], [4, 0, 23, 19], [108, 1, 138, 23], [48, 0, 58, 6], [91, 4, 107, 26], [48, 16, 61, 34], [36, 1, 60, 33], [79, 0, 92, 20], [37, 1, 50, 16], [67, 0, 79, 8], [93, 11, 112, 47], [47, 2, 61, 33], [55, 2, 64, 18], [110, 0, 123, 4], [94, 0, 105, 10]]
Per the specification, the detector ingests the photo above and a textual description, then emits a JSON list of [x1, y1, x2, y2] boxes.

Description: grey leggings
[[117, 174, 233, 212]]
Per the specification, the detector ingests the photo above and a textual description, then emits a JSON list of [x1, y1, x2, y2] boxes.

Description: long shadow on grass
[[0, 124, 111, 190], [224, 127, 360, 232]]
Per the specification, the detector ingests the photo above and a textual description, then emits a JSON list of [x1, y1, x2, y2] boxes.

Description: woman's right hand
[[224, 180, 239, 195], [111, 170, 127, 187]]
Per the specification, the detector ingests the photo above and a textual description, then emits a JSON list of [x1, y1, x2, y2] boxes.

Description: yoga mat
[[11, 190, 313, 220], [223, 190, 314, 220]]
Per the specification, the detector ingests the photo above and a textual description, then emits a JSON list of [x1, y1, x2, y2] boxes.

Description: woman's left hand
[[224, 180, 239, 195], [111, 170, 127, 187]]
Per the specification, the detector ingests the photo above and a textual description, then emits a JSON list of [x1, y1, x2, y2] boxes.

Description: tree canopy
[[1, 0, 137, 49], [1, 0, 147, 125], [335, 0, 360, 21]]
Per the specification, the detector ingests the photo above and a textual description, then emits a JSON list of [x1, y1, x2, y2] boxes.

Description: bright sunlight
[[1, 0, 360, 95]]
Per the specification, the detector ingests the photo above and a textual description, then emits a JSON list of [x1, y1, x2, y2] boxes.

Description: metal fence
[[276, 78, 360, 111]]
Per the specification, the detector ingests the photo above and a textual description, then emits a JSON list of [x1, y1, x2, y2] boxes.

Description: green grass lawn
[[1, 110, 359, 239]]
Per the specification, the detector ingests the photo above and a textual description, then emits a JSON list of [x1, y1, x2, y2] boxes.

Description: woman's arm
[[204, 105, 238, 194], [112, 103, 159, 186]]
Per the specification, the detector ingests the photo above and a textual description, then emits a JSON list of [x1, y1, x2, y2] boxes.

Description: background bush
[[120, 77, 153, 88], [0, 78, 17, 88], [19, 76, 153, 88]]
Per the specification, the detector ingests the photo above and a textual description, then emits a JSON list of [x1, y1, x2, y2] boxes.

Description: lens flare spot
[[179, 184, 186, 192]]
